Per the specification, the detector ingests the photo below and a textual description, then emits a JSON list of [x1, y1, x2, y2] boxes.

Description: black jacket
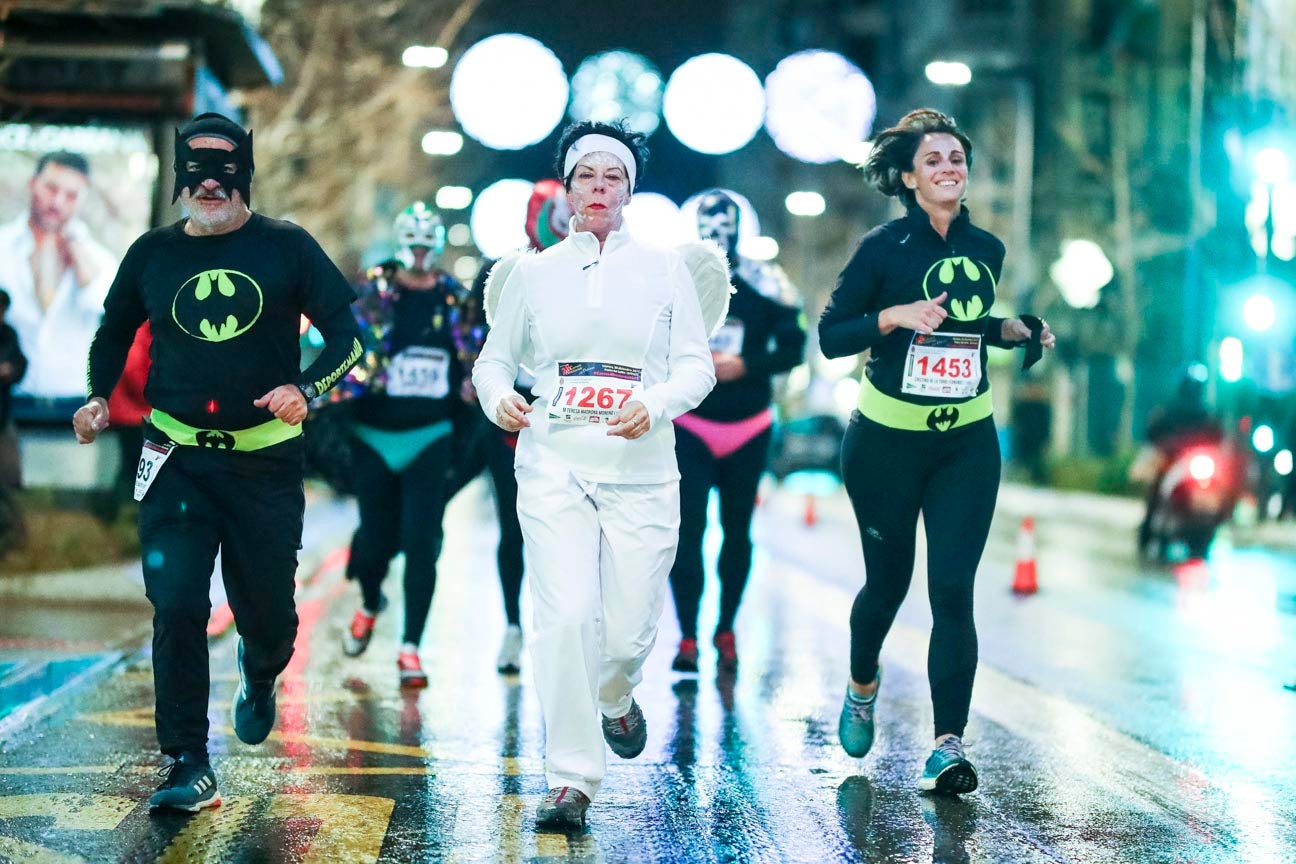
[[0, 322, 28, 426]]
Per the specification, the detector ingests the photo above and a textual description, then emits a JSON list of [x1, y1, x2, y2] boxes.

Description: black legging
[[346, 433, 454, 645], [444, 418, 524, 625], [841, 413, 1000, 738], [669, 424, 771, 641]]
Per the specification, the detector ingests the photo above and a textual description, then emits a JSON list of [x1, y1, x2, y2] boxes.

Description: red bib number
[[549, 361, 642, 425], [902, 333, 982, 398]]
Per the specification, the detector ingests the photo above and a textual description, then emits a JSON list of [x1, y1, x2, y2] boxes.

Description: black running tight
[[669, 424, 771, 641], [841, 413, 1000, 738]]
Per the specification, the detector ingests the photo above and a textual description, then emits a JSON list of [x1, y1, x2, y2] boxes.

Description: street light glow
[[1049, 239, 1112, 309], [403, 45, 449, 69], [739, 236, 780, 261], [925, 61, 972, 86], [785, 191, 826, 217], [1276, 449, 1294, 477], [450, 34, 568, 150], [1219, 337, 1244, 383], [663, 54, 765, 154], [1243, 293, 1276, 332], [470, 178, 532, 258], [1253, 424, 1276, 454], [763, 50, 877, 164], [447, 223, 472, 247], [1254, 146, 1291, 185], [570, 50, 664, 136], [435, 186, 473, 210], [421, 130, 464, 156], [623, 192, 690, 244]]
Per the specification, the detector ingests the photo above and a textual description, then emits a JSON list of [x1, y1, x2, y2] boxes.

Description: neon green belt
[[150, 409, 302, 452], [856, 378, 993, 432]]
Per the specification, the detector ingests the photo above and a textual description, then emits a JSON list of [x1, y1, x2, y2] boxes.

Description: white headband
[[562, 134, 637, 191]]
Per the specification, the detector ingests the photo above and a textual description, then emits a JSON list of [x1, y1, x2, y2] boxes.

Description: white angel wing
[[483, 249, 537, 373], [676, 239, 734, 337]]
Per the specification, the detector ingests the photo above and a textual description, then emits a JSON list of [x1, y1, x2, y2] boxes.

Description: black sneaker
[[149, 753, 220, 813], [231, 638, 277, 745], [535, 786, 590, 830], [601, 699, 647, 759], [671, 638, 699, 674]]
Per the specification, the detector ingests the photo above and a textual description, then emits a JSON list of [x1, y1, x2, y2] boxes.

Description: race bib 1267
[[548, 361, 643, 425]]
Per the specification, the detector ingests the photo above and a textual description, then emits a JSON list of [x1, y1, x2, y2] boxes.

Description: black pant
[[139, 440, 305, 758], [346, 433, 453, 644], [669, 424, 771, 641], [841, 413, 1000, 738], [445, 418, 524, 626]]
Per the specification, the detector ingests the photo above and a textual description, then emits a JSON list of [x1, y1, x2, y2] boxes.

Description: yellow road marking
[[156, 795, 254, 864], [0, 836, 84, 864], [450, 795, 575, 863], [0, 794, 134, 829], [268, 766, 434, 776], [266, 794, 394, 864]]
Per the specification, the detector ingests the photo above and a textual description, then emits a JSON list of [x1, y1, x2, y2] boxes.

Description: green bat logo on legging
[[172, 269, 264, 342], [922, 257, 996, 322]]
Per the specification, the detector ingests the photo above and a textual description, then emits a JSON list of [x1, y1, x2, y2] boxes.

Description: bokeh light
[[785, 191, 826, 217], [450, 34, 568, 150], [570, 50, 663, 136], [435, 186, 473, 210], [663, 54, 764, 154], [470, 179, 533, 258], [623, 192, 690, 244], [1243, 293, 1276, 332], [421, 130, 463, 156], [764, 50, 876, 164]]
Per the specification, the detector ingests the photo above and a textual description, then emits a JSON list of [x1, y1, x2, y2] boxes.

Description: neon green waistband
[[856, 378, 993, 432], [150, 409, 302, 452]]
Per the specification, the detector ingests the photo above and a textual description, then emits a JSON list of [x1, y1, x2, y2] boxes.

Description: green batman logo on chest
[[172, 269, 264, 343], [922, 257, 996, 322]]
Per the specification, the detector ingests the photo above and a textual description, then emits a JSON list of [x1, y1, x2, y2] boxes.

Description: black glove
[[1018, 314, 1045, 371]]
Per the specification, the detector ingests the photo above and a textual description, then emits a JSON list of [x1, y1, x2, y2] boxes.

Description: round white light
[[681, 189, 762, 239], [1253, 424, 1275, 453], [403, 45, 449, 69], [764, 50, 877, 165], [1275, 449, 1293, 477], [622, 192, 689, 244], [1243, 293, 1276, 332], [570, 50, 664, 136], [450, 34, 568, 150], [1188, 454, 1216, 482], [1219, 336, 1244, 383], [435, 186, 473, 210], [785, 191, 826, 217], [925, 61, 972, 86], [453, 255, 481, 281], [739, 236, 780, 261], [663, 54, 765, 155], [470, 179, 532, 259], [838, 139, 874, 166], [447, 223, 472, 247], [421, 130, 463, 156], [1254, 146, 1291, 186], [1049, 239, 1113, 309], [834, 377, 861, 416]]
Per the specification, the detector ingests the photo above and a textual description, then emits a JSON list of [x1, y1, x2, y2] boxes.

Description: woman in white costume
[[473, 120, 722, 829]]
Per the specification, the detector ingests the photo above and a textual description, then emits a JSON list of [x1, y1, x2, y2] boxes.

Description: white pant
[[515, 461, 680, 800]]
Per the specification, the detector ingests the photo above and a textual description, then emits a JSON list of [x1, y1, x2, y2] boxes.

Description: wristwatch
[[295, 382, 319, 401]]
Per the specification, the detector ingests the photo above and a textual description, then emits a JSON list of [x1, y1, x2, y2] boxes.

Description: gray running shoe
[[918, 735, 978, 794], [496, 624, 523, 674], [231, 638, 277, 745], [149, 753, 220, 813], [838, 669, 881, 758], [535, 786, 590, 829], [601, 699, 647, 759]]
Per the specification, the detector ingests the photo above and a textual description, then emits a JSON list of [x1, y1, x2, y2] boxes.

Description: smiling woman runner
[[473, 119, 726, 829], [819, 109, 1055, 795]]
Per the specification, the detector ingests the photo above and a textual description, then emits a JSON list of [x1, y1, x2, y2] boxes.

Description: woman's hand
[[606, 400, 651, 439], [1002, 317, 1056, 349], [495, 393, 532, 431], [879, 291, 948, 335]]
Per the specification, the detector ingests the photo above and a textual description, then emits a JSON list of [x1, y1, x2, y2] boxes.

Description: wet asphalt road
[[1, 481, 1295, 863]]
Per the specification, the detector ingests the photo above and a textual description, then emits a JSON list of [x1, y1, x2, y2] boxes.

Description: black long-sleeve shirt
[[693, 273, 805, 421], [87, 213, 360, 430], [819, 205, 1017, 406], [0, 322, 28, 426]]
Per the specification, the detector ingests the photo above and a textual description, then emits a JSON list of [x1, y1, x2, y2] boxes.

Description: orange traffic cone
[[804, 494, 818, 527], [1011, 516, 1038, 595]]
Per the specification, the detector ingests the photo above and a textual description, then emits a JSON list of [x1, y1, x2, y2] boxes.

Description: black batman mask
[[697, 190, 740, 263], [172, 113, 254, 205]]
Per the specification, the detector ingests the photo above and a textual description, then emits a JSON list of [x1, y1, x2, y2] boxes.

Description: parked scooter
[[1140, 442, 1237, 562]]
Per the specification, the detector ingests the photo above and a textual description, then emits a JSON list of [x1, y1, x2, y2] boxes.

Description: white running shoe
[[496, 625, 523, 674]]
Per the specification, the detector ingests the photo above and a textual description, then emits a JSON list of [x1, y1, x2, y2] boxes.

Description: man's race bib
[[548, 361, 642, 425], [386, 347, 450, 399], [134, 440, 174, 502], [902, 333, 982, 398], [709, 318, 745, 355]]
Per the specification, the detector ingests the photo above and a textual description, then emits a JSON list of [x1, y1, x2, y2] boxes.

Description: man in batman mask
[[72, 113, 362, 814]]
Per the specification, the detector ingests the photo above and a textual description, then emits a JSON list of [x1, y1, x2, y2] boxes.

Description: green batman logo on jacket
[[922, 256, 996, 322], [172, 269, 264, 343]]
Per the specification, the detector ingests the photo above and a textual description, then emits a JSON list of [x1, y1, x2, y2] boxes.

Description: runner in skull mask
[[668, 190, 805, 674], [339, 202, 474, 689]]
